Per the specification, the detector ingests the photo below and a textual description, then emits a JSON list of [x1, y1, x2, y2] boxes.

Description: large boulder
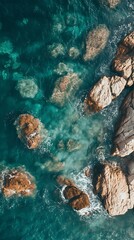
[[14, 114, 45, 149], [85, 75, 126, 111], [112, 90, 134, 157], [83, 25, 110, 61], [95, 162, 132, 216], [63, 185, 90, 210], [113, 31, 134, 81], [50, 73, 82, 106], [2, 169, 36, 197]]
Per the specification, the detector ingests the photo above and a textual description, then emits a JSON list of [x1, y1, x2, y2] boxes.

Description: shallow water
[[0, 0, 134, 239]]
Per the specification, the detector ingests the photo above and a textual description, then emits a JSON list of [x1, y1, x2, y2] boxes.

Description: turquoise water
[[0, 0, 134, 239]]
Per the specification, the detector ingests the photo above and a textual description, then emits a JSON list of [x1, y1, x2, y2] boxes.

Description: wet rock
[[2, 169, 36, 197], [95, 162, 130, 216], [112, 90, 134, 157], [14, 114, 45, 149], [50, 73, 82, 106], [63, 185, 90, 210], [101, 0, 121, 8], [113, 31, 134, 81], [66, 139, 81, 152], [57, 176, 75, 186], [127, 160, 134, 175], [16, 79, 38, 98], [85, 75, 126, 111], [83, 25, 110, 61]]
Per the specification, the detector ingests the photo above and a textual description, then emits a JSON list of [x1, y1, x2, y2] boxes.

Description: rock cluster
[[83, 25, 110, 61], [95, 162, 133, 216], [14, 114, 45, 149], [112, 90, 134, 157], [63, 185, 90, 210], [85, 31, 134, 112], [2, 169, 36, 197], [50, 73, 82, 106]]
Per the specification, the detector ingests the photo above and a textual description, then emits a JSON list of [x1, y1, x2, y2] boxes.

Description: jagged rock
[[83, 25, 110, 61], [85, 76, 126, 111], [113, 31, 134, 80], [57, 176, 75, 186], [50, 73, 82, 106], [63, 185, 90, 210], [101, 0, 121, 8], [95, 162, 131, 216], [2, 169, 36, 197], [14, 114, 45, 149], [112, 90, 134, 157]]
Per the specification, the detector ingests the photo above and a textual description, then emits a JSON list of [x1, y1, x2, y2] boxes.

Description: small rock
[[16, 79, 38, 98], [101, 0, 121, 8], [57, 176, 75, 186]]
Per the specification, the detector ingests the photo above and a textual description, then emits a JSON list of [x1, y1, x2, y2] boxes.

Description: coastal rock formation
[[57, 176, 76, 186], [112, 90, 134, 157], [50, 73, 82, 106], [2, 169, 36, 197], [63, 186, 90, 210], [113, 31, 134, 81], [101, 0, 120, 8], [83, 25, 110, 61], [95, 162, 132, 216], [14, 114, 45, 149], [85, 75, 126, 111]]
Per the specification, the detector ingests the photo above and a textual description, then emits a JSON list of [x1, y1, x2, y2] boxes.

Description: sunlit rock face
[[50, 73, 82, 107], [2, 168, 36, 197], [112, 90, 134, 157], [112, 31, 134, 82], [63, 185, 90, 210], [14, 114, 45, 149], [94, 162, 133, 216], [85, 76, 126, 111], [83, 25, 110, 61], [16, 79, 38, 98]]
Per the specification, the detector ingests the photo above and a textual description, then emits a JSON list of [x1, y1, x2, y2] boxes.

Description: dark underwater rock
[[112, 90, 134, 157], [2, 169, 36, 197], [14, 114, 45, 149]]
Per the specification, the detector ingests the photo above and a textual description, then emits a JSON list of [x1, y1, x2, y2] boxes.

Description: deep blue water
[[0, 0, 134, 239]]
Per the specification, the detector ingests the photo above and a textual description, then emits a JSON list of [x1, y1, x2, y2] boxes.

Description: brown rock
[[83, 25, 110, 61], [14, 114, 45, 149], [85, 75, 126, 111], [63, 186, 82, 200], [57, 176, 75, 187], [2, 169, 36, 197], [95, 162, 130, 216], [112, 90, 134, 157], [50, 73, 82, 106]]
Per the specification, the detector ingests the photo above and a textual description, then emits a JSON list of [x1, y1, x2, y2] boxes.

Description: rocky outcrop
[[113, 31, 134, 81], [2, 169, 36, 197], [83, 25, 110, 61], [85, 75, 126, 111], [63, 185, 90, 210], [95, 162, 133, 216], [14, 114, 45, 149], [57, 176, 76, 187], [101, 0, 121, 8], [112, 90, 134, 157], [50, 73, 82, 106]]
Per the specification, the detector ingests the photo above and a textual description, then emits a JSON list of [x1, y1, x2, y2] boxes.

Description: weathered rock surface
[[57, 176, 75, 187], [112, 90, 134, 157], [95, 162, 133, 216], [2, 169, 36, 197], [83, 25, 110, 61], [101, 0, 121, 8], [14, 114, 45, 149], [85, 75, 126, 111], [63, 185, 90, 210], [50, 73, 82, 106], [113, 31, 134, 81]]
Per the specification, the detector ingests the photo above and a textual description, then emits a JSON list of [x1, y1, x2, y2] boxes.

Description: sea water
[[0, 0, 134, 239]]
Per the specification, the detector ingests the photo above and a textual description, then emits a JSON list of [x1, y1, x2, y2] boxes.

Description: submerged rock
[[63, 185, 90, 210], [68, 47, 80, 59], [14, 114, 45, 149], [50, 73, 82, 106], [101, 0, 121, 8], [2, 169, 36, 197], [113, 31, 134, 81], [48, 43, 65, 58], [83, 25, 110, 61], [112, 90, 134, 157], [85, 75, 126, 111], [42, 160, 64, 172], [16, 79, 38, 98], [95, 162, 131, 216]]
